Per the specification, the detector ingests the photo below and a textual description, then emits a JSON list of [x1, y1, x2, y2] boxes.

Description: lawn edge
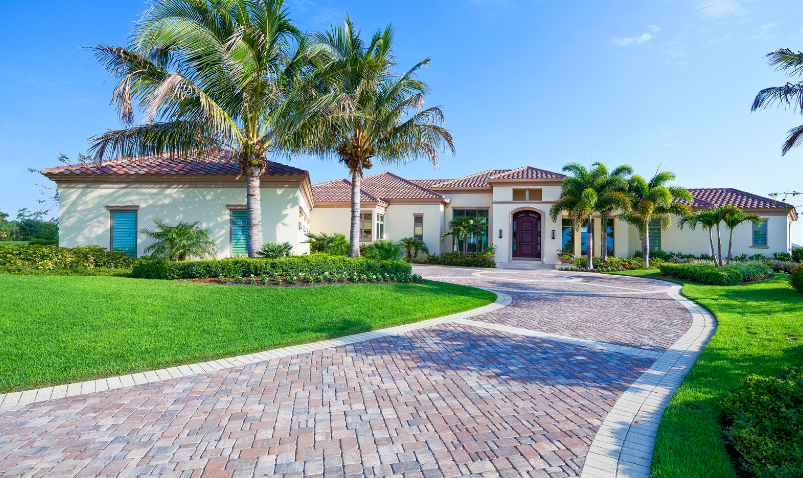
[[0, 288, 509, 412]]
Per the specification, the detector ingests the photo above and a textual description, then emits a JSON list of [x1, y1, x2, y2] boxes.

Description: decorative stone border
[[0, 290, 512, 412], [580, 284, 717, 478]]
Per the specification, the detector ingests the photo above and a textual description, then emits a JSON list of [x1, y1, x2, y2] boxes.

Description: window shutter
[[111, 212, 137, 258], [232, 210, 249, 255]]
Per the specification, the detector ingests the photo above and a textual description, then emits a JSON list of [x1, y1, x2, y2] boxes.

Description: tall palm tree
[[751, 48, 803, 155], [679, 208, 723, 265], [620, 172, 693, 267], [308, 16, 455, 257], [441, 217, 482, 258], [549, 163, 632, 269], [723, 208, 763, 265], [88, 0, 335, 257]]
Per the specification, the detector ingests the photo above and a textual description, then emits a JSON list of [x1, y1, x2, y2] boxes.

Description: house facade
[[43, 151, 797, 266]]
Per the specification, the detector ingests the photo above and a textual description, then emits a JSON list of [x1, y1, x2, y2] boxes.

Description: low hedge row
[[413, 252, 496, 268], [659, 263, 743, 285], [0, 244, 135, 270], [131, 254, 412, 279]]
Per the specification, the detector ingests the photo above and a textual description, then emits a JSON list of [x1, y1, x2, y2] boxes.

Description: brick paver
[[0, 265, 693, 477]]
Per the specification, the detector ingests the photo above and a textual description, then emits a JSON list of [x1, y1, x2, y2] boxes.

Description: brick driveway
[[0, 266, 692, 478]]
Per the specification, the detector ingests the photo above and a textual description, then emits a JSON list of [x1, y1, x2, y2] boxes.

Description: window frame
[[413, 214, 424, 241], [752, 218, 768, 247], [376, 214, 385, 241], [648, 219, 662, 252], [107, 205, 139, 258], [230, 208, 249, 257], [360, 212, 373, 242], [452, 209, 489, 253]]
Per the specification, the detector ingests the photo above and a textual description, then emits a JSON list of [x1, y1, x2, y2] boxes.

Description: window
[[648, 219, 661, 252], [512, 188, 543, 201], [360, 213, 373, 241], [452, 209, 489, 253], [606, 219, 614, 256], [231, 210, 248, 256], [111, 211, 137, 258], [513, 189, 527, 201], [753, 219, 768, 246], [561, 218, 574, 254], [413, 215, 424, 241], [580, 219, 593, 256], [376, 214, 385, 240]]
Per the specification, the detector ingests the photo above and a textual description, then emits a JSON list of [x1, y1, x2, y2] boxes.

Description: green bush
[[439, 252, 496, 268], [792, 247, 803, 263], [790, 266, 803, 294], [27, 238, 58, 246], [721, 367, 803, 478], [0, 266, 132, 277], [130, 254, 412, 279], [361, 240, 403, 261], [725, 261, 773, 282], [256, 242, 293, 259], [0, 244, 135, 270], [660, 263, 743, 285]]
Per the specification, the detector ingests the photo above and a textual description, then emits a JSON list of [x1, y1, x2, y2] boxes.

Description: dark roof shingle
[[487, 166, 565, 181], [685, 188, 794, 210], [311, 179, 387, 205]]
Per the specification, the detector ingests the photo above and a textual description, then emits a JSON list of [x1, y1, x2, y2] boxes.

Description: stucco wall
[[58, 186, 304, 258], [383, 204, 445, 254], [491, 203, 562, 265]]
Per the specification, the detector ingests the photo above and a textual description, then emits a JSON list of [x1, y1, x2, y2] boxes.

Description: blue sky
[[1, 0, 802, 240]]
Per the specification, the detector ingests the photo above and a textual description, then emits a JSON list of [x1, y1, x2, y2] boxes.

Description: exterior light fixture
[[551, 230, 555, 239], [499, 229, 503, 238]]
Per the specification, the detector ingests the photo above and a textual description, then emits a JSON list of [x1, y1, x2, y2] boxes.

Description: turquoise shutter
[[231, 210, 248, 256], [111, 212, 137, 258]]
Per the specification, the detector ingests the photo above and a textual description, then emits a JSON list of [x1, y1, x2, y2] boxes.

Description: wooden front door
[[513, 211, 541, 258]]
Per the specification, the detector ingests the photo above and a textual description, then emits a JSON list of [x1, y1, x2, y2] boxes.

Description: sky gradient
[[1, 0, 801, 242]]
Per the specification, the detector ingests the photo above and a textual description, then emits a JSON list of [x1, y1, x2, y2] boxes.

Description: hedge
[[724, 261, 773, 282], [659, 263, 743, 285], [131, 254, 412, 279], [790, 265, 803, 294], [0, 244, 135, 270]]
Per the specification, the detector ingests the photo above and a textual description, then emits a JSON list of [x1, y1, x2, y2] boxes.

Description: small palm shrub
[[397, 237, 429, 260], [790, 265, 803, 293], [362, 240, 403, 261], [140, 219, 216, 261], [257, 242, 293, 259], [304, 232, 350, 256]]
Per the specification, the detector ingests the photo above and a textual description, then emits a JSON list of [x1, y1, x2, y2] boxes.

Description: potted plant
[[557, 249, 573, 264]]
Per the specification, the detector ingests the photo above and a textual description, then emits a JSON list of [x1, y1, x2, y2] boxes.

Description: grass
[[0, 275, 496, 393], [608, 270, 803, 477]]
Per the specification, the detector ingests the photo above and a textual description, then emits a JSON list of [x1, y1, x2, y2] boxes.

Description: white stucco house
[[43, 150, 797, 267]]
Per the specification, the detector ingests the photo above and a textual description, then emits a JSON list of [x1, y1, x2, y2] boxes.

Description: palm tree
[[308, 16, 455, 257], [88, 0, 336, 257], [751, 48, 803, 155], [441, 217, 483, 259], [679, 208, 723, 265], [620, 172, 693, 267], [397, 236, 429, 260], [723, 208, 763, 265], [140, 219, 217, 261], [549, 163, 632, 269], [303, 232, 350, 255]]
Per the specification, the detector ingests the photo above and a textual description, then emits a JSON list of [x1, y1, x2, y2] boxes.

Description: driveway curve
[[0, 266, 711, 478]]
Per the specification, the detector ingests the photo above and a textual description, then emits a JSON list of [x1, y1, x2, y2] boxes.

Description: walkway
[[0, 266, 713, 478]]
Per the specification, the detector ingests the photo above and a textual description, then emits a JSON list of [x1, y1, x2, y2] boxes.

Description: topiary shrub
[[660, 263, 743, 285], [721, 367, 803, 478], [130, 254, 412, 279], [790, 265, 803, 294]]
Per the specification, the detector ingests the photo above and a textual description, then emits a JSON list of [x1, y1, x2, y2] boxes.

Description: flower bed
[[211, 272, 424, 287]]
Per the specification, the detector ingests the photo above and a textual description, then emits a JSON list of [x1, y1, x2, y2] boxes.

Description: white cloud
[[696, 0, 747, 18], [761, 22, 780, 30], [647, 25, 661, 32], [611, 32, 654, 47]]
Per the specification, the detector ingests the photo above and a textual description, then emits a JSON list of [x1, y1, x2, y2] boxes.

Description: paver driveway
[[0, 266, 697, 478]]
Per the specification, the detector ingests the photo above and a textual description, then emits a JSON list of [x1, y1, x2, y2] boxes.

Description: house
[[43, 150, 797, 266]]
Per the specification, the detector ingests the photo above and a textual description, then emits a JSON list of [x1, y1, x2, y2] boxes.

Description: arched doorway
[[512, 210, 542, 259]]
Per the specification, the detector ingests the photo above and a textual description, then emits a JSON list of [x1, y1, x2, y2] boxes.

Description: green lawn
[[0, 275, 496, 393], [609, 270, 803, 477]]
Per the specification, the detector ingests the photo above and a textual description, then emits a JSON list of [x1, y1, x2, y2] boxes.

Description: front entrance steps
[[496, 259, 568, 270]]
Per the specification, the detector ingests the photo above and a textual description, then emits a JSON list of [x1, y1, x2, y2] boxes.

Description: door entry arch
[[512, 210, 542, 259]]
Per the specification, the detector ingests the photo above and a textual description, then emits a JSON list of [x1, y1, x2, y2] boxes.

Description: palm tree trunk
[[708, 228, 717, 264], [599, 216, 608, 263], [246, 166, 263, 257], [727, 228, 735, 265], [716, 224, 723, 267], [463, 232, 468, 259], [349, 168, 361, 258], [642, 227, 650, 268], [586, 214, 593, 269]]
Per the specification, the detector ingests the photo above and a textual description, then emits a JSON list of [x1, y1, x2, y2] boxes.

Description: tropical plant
[[256, 242, 294, 259], [620, 171, 693, 267], [87, 0, 338, 257], [362, 240, 402, 261], [723, 208, 763, 265], [549, 162, 632, 269], [0, 212, 16, 239], [441, 217, 483, 259], [139, 219, 217, 261], [751, 48, 803, 155], [303, 232, 350, 255], [397, 236, 429, 260], [679, 208, 724, 266], [306, 16, 454, 257]]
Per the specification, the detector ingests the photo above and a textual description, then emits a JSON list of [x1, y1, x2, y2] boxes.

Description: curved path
[[0, 266, 713, 478]]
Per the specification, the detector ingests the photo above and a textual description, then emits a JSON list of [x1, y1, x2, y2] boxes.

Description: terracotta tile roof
[[432, 169, 513, 189], [408, 179, 451, 189], [311, 179, 387, 205], [684, 188, 795, 210], [41, 148, 308, 177], [487, 166, 565, 181], [360, 172, 445, 200]]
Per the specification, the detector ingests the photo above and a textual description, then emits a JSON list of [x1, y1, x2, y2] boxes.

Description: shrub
[[793, 247, 803, 263], [362, 240, 403, 261], [139, 219, 217, 261], [304, 232, 349, 255], [660, 263, 743, 285], [0, 244, 135, 270], [774, 252, 793, 261], [725, 261, 773, 282], [256, 242, 293, 259], [767, 260, 802, 274], [27, 238, 58, 246], [439, 252, 496, 268], [790, 266, 803, 294], [130, 254, 412, 279], [721, 367, 803, 478]]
